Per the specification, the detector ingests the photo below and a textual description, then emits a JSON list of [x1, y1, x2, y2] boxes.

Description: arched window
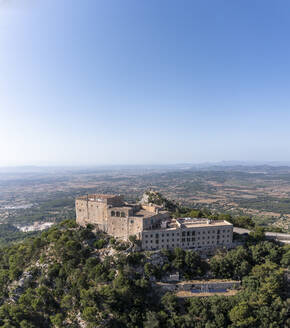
[[116, 211, 120, 217], [111, 211, 115, 216], [121, 212, 125, 217]]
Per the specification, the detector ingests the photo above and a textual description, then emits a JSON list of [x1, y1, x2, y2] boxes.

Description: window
[[121, 212, 125, 217], [111, 211, 115, 216], [116, 211, 120, 217]]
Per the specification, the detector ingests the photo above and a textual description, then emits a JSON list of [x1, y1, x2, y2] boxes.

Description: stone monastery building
[[76, 193, 233, 250]]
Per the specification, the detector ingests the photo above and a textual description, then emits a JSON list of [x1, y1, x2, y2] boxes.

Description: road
[[233, 227, 290, 244]]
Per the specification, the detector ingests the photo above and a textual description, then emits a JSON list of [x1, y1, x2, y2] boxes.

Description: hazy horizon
[[2, 160, 290, 169], [1, 1, 290, 166]]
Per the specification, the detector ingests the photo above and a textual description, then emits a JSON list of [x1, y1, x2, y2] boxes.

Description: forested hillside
[[0, 220, 289, 328]]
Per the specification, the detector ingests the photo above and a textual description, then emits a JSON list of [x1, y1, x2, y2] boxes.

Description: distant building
[[75, 193, 233, 250]]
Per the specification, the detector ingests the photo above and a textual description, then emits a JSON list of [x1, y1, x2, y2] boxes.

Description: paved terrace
[[143, 218, 233, 232], [178, 218, 233, 228]]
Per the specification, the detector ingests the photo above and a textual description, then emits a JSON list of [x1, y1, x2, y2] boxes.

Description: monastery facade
[[75, 193, 233, 250]]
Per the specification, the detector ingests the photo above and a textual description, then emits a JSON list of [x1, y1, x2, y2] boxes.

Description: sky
[[1, 0, 290, 166]]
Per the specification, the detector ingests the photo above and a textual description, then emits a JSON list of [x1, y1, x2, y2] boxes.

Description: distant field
[[0, 165, 290, 232]]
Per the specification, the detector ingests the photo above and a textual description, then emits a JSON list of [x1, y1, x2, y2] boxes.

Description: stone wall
[[157, 280, 241, 293], [75, 199, 108, 230], [75, 194, 170, 241], [107, 216, 144, 240], [142, 212, 169, 230]]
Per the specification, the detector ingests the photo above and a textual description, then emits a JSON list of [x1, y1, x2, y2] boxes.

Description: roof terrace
[[76, 194, 120, 201], [177, 218, 233, 228]]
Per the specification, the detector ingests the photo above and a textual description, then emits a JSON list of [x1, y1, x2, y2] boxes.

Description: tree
[[128, 235, 137, 244], [61, 294, 74, 309], [161, 293, 179, 313], [94, 239, 106, 249], [50, 314, 63, 328], [250, 241, 282, 265], [144, 312, 160, 328], [172, 248, 185, 270], [249, 227, 265, 242], [229, 301, 257, 327], [82, 306, 98, 323], [20, 320, 36, 328], [184, 250, 206, 278], [144, 263, 155, 277], [281, 246, 290, 268]]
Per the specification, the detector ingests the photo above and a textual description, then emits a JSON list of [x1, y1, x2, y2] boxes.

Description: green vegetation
[[0, 224, 38, 247], [0, 220, 288, 327]]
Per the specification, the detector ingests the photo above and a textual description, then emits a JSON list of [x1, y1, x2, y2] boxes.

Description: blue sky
[[1, 0, 290, 165]]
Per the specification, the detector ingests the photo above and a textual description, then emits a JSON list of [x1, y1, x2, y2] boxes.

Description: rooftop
[[132, 208, 168, 218], [143, 218, 233, 232], [177, 218, 233, 228], [77, 194, 120, 201]]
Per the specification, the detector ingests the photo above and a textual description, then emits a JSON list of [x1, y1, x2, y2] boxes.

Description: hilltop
[[0, 217, 289, 327]]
